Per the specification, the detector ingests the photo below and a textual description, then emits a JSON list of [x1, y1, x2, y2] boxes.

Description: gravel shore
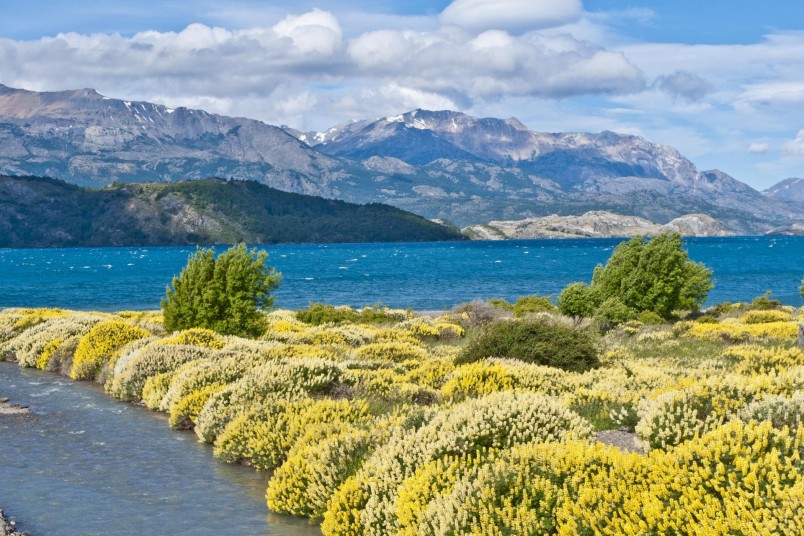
[[0, 509, 26, 536], [0, 397, 30, 416]]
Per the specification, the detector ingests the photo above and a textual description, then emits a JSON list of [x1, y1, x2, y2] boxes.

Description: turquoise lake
[[0, 236, 802, 311]]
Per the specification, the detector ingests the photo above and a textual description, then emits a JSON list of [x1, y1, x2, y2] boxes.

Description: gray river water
[[0, 362, 321, 535]]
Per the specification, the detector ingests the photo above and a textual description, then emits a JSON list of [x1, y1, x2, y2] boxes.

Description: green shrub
[[297, 303, 359, 325], [511, 295, 556, 317], [636, 310, 665, 325], [749, 291, 783, 311], [594, 297, 637, 330], [296, 303, 401, 326], [557, 282, 600, 324], [161, 244, 281, 338], [457, 318, 599, 372]]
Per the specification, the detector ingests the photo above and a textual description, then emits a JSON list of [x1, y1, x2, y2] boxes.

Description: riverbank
[[0, 509, 26, 536]]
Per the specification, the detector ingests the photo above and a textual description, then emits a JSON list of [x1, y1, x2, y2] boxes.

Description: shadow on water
[[0, 362, 321, 536]]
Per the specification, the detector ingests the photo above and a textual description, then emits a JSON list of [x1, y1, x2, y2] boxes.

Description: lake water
[[0, 362, 321, 535], [0, 236, 802, 311]]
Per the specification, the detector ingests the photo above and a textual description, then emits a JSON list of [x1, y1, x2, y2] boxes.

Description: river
[[0, 362, 321, 535]]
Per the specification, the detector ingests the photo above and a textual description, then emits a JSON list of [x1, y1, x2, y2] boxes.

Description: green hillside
[[0, 176, 466, 247]]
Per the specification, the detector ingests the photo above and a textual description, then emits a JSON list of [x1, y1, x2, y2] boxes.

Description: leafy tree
[[161, 244, 281, 337], [557, 282, 600, 325], [590, 233, 712, 319]]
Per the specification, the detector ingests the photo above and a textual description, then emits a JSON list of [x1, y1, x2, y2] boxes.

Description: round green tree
[[161, 244, 281, 337], [589, 232, 713, 319]]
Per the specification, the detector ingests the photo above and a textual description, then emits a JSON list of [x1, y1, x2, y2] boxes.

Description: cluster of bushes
[[1, 303, 802, 533], [295, 303, 411, 326]]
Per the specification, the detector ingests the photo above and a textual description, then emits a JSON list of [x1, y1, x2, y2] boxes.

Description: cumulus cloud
[[653, 70, 712, 101], [0, 9, 644, 129], [748, 142, 769, 154], [784, 130, 804, 156], [440, 0, 582, 33]]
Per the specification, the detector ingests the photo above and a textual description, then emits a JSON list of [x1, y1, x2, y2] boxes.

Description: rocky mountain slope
[[0, 175, 464, 247], [764, 177, 804, 203], [462, 212, 731, 240], [1, 84, 801, 234], [304, 110, 801, 233]]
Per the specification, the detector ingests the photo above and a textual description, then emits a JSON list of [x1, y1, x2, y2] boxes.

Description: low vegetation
[[0, 243, 801, 535], [1, 296, 802, 534]]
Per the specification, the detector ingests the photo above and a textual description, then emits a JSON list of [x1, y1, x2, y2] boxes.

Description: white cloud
[[272, 8, 343, 55], [0, 9, 644, 127], [440, 0, 582, 33], [748, 142, 769, 154], [654, 71, 712, 101], [784, 130, 804, 156]]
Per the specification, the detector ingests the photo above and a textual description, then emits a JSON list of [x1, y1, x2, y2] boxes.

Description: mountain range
[[0, 84, 801, 234]]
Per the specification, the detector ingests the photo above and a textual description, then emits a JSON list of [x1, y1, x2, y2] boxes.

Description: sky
[[1, 0, 803, 189]]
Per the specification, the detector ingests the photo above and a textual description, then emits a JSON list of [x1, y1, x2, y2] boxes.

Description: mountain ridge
[[1, 84, 802, 233]]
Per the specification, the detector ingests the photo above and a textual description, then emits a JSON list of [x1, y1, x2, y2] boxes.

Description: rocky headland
[[462, 211, 731, 240]]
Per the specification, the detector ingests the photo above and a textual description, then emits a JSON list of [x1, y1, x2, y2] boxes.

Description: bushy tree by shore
[[161, 244, 281, 337], [558, 232, 713, 325]]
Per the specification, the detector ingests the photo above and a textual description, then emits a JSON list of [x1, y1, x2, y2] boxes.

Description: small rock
[[0, 397, 9, 403]]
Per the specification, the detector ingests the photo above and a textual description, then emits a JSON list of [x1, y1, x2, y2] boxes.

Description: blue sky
[[1, 0, 803, 189]]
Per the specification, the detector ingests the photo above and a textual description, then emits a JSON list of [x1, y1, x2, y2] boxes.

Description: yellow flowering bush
[[739, 309, 793, 324], [70, 319, 151, 380], [413, 441, 636, 536], [169, 384, 225, 428], [2, 314, 105, 367], [35, 338, 63, 370], [141, 372, 174, 410], [571, 421, 804, 535], [738, 391, 804, 430], [213, 398, 372, 470], [354, 341, 428, 363], [160, 327, 226, 349], [267, 426, 376, 519], [194, 359, 343, 443], [108, 343, 215, 401], [322, 390, 592, 535], [440, 362, 516, 401], [724, 344, 804, 374], [160, 356, 251, 427], [686, 319, 799, 341]]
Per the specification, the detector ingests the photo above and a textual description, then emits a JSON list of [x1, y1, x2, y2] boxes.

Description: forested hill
[[0, 176, 465, 247]]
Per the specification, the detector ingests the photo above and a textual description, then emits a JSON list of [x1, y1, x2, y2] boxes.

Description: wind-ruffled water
[[1, 237, 802, 311], [0, 362, 320, 535]]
